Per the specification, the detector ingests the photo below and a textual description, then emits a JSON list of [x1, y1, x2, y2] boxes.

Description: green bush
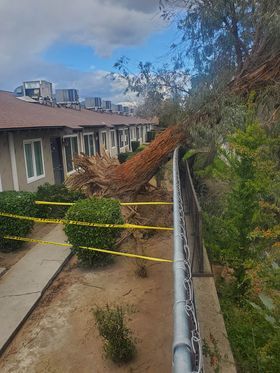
[[36, 183, 85, 218], [146, 130, 156, 142], [94, 305, 136, 363], [64, 197, 124, 267], [118, 152, 131, 164], [131, 140, 140, 152], [0, 191, 38, 251]]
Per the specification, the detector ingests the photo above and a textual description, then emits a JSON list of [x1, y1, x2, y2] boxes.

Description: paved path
[[0, 224, 71, 354]]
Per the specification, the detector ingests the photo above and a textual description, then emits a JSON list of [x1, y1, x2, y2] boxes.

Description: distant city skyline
[[0, 0, 179, 103]]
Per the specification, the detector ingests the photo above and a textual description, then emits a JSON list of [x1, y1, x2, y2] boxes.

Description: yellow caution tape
[[3, 235, 173, 263], [35, 201, 73, 206], [35, 200, 173, 206], [0, 211, 173, 231]]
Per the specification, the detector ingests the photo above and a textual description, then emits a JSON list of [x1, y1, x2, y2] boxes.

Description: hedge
[[36, 183, 85, 218], [118, 152, 131, 164], [64, 197, 124, 267], [0, 191, 38, 251], [131, 140, 140, 152]]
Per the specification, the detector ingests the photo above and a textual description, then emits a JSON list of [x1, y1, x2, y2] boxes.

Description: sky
[[0, 0, 180, 104]]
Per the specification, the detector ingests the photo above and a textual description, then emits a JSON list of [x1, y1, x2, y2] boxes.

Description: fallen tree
[[66, 125, 186, 200]]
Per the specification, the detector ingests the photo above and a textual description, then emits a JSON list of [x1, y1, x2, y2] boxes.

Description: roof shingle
[[0, 92, 155, 130]]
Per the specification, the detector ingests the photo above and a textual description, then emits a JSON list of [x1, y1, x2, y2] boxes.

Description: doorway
[[50, 137, 64, 184]]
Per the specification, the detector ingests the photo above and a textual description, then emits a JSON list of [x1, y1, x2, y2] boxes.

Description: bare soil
[[0, 229, 173, 373]]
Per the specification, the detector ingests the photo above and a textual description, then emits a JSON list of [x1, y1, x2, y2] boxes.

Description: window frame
[[83, 132, 95, 156], [23, 138, 45, 183], [101, 131, 108, 150], [124, 129, 129, 146], [119, 129, 125, 149], [110, 130, 116, 148], [63, 134, 79, 174]]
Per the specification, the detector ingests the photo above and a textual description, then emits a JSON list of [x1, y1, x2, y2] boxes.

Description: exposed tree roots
[[66, 125, 185, 200]]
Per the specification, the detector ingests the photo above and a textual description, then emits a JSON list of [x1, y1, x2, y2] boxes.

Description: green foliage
[[118, 145, 145, 164], [218, 280, 280, 372], [0, 191, 38, 251], [161, 0, 280, 77], [117, 152, 130, 164], [198, 118, 280, 369], [131, 140, 140, 152], [146, 130, 156, 142], [36, 183, 85, 218], [94, 304, 136, 363], [64, 197, 124, 267], [202, 122, 279, 290]]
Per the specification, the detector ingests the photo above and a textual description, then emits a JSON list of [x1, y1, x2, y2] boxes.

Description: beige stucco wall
[[0, 132, 14, 191], [0, 123, 150, 192], [13, 129, 56, 192]]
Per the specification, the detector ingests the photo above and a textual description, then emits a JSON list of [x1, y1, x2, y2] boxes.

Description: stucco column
[[8, 132, 19, 191]]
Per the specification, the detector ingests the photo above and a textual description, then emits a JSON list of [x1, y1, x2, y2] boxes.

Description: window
[[136, 127, 140, 140], [64, 135, 78, 173], [110, 131, 116, 148], [101, 132, 107, 150], [124, 129, 129, 146], [24, 139, 45, 182], [84, 133, 95, 156]]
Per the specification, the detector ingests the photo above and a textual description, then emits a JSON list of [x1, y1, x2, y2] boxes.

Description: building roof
[[0, 91, 155, 131]]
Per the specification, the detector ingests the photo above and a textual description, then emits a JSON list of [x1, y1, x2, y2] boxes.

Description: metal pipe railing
[[172, 147, 202, 373], [173, 147, 193, 372]]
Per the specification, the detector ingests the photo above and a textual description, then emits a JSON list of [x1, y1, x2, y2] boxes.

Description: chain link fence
[[172, 147, 203, 372]]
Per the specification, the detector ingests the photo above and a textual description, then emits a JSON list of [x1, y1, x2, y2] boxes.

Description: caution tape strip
[[0, 211, 173, 231], [35, 200, 173, 206], [3, 235, 173, 263]]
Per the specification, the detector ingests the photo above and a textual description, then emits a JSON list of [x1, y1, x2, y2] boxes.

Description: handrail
[[172, 147, 202, 372], [180, 159, 204, 273]]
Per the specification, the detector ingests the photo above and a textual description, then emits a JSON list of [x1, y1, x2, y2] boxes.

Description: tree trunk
[[66, 125, 186, 200]]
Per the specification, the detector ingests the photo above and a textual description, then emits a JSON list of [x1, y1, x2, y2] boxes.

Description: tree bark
[[66, 125, 186, 200]]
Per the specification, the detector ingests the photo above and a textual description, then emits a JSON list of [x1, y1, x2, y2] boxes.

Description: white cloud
[[0, 0, 165, 101]]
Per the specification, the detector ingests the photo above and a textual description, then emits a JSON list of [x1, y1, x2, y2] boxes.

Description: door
[[95, 132, 100, 155], [50, 137, 64, 184]]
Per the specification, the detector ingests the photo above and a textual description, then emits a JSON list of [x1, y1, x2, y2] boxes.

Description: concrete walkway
[[0, 224, 71, 354]]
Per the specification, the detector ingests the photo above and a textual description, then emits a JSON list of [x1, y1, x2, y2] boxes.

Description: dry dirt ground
[[0, 207, 174, 373]]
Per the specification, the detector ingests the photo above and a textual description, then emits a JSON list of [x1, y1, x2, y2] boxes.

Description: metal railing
[[179, 158, 204, 274], [172, 147, 203, 372]]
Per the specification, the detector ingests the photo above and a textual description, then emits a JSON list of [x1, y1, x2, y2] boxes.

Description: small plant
[[118, 152, 132, 164], [64, 197, 124, 267], [146, 130, 156, 142], [0, 191, 38, 251], [36, 183, 85, 218], [135, 259, 148, 278], [203, 334, 222, 373], [94, 304, 136, 363], [131, 140, 140, 152]]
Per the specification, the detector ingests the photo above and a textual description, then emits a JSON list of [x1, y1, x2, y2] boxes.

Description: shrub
[[36, 183, 85, 218], [131, 140, 140, 152], [94, 305, 136, 363], [0, 191, 38, 251], [118, 152, 131, 164], [146, 130, 156, 142], [64, 197, 124, 267]]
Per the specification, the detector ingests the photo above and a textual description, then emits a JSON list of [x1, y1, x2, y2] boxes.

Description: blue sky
[[43, 24, 178, 74], [0, 0, 183, 103]]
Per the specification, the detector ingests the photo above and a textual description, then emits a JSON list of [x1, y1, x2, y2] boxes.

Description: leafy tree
[[160, 0, 280, 76]]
